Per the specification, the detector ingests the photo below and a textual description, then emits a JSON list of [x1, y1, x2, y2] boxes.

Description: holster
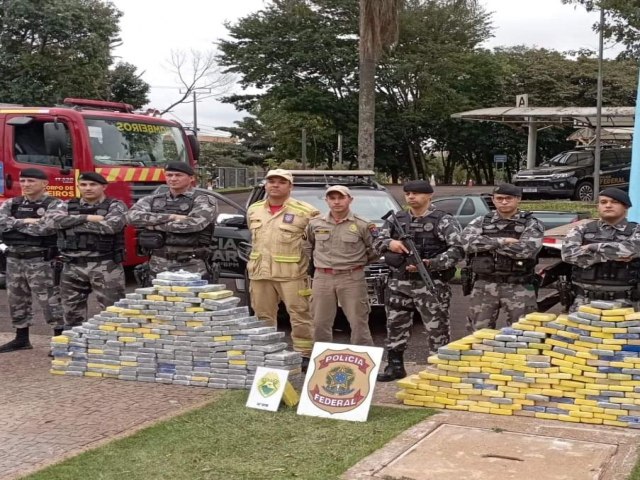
[[138, 230, 165, 250]]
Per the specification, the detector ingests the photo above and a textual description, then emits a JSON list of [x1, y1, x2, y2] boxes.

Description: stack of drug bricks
[[396, 301, 640, 428], [50, 271, 301, 388]]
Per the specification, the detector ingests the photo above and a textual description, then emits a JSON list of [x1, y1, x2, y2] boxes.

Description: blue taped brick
[[622, 345, 640, 352], [546, 408, 569, 415], [549, 396, 575, 404], [598, 367, 623, 373]]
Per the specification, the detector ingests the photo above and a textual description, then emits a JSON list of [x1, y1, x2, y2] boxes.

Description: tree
[[160, 49, 236, 116], [358, 0, 402, 170], [107, 62, 150, 109], [562, 0, 640, 58], [0, 0, 122, 105]]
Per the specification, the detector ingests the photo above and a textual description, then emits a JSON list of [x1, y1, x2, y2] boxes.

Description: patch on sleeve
[[368, 223, 379, 238]]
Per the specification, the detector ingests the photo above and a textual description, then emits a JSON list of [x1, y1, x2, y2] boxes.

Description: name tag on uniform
[[283, 213, 295, 224]]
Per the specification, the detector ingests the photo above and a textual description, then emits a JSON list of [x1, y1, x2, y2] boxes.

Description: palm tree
[[358, 0, 402, 170]]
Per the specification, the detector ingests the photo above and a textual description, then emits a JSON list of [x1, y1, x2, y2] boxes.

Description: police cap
[[265, 168, 294, 183], [20, 168, 47, 180], [600, 187, 632, 208], [78, 172, 108, 185], [325, 185, 351, 197], [493, 183, 522, 197], [165, 161, 195, 176], [403, 180, 433, 194]]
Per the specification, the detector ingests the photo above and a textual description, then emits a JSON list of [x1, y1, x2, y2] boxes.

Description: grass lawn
[[26, 391, 433, 480], [520, 200, 597, 217]]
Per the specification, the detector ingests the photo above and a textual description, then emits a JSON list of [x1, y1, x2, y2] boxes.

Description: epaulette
[[352, 213, 372, 224], [249, 200, 266, 210]]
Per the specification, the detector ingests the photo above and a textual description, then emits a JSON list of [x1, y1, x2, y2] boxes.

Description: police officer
[[0, 168, 64, 353], [51, 172, 127, 328], [247, 169, 319, 370], [562, 187, 640, 310], [375, 180, 463, 382], [462, 184, 544, 331], [127, 162, 217, 279], [305, 185, 378, 346]]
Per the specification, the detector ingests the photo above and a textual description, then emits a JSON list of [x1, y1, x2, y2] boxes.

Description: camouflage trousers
[[60, 259, 125, 327], [569, 286, 640, 313], [149, 255, 208, 280], [385, 276, 451, 355], [7, 256, 63, 329], [467, 279, 537, 331]]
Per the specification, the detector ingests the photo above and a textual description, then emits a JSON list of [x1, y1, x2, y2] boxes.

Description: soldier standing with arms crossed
[[562, 187, 640, 310], [0, 168, 64, 353], [52, 172, 127, 328], [305, 185, 378, 346], [462, 184, 544, 331], [127, 162, 217, 280], [247, 169, 319, 371], [375, 180, 463, 382]]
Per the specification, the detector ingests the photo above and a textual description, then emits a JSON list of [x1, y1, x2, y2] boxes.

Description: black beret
[[78, 172, 108, 185], [403, 180, 433, 194], [165, 161, 194, 176], [600, 187, 632, 208], [493, 183, 522, 197], [20, 168, 47, 180]]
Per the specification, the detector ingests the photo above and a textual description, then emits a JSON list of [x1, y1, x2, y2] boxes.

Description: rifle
[[382, 210, 436, 292], [133, 263, 152, 287]]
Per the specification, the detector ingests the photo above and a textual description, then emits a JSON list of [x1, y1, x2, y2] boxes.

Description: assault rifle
[[382, 210, 436, 292]]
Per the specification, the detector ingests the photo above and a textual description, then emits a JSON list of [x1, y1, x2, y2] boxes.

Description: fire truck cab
[[0, 98, 199, 272]]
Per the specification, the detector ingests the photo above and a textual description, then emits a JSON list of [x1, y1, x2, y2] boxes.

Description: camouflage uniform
[[247, 197, 319, 357], [462, 211, 543, 331], [52, 198, 127, 327], [562, 219, 640, 311], [0, 195, 64, 329], [305, 211, 379, 346], [126, 189, 217, 278], [375, 207, 463, 355]]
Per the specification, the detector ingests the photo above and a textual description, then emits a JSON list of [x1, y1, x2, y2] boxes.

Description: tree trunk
[[358, 20, 376, 171], [407, 142, 419, 179]]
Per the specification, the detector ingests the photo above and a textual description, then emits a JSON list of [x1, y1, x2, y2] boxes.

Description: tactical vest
[[572, 220, 640, 288], [2, 196, 57, 247], [470, 211, 537, 278], [147, 192, 213, 247], [58, 198, 124, 254], [385, 209, 455, 279]]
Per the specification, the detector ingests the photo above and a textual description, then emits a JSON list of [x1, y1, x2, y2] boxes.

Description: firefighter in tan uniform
[[305, 185, 378, 346], [247, 169, 320, 371]]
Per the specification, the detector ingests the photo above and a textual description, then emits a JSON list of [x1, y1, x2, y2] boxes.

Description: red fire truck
[[0, 97, 200, 268]]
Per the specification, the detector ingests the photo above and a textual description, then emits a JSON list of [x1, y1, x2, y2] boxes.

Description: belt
[[153, 249, 208, 262], [62, 253, 116, 265], [476, 274, 532, 284], [6, 250, 47, 260], [317, 266, 364, 274]]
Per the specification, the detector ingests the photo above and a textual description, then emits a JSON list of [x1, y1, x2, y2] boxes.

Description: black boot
[[377, 350, 406, 382], [0, 327, 33, 353], [53, 326, 64, 337], [301, 357, 310, 373]]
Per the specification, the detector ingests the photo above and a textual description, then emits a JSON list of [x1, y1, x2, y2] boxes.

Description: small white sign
[[516, 94, 529, 108], [297, 342, 384, 422], [246, 367, 290, 412]]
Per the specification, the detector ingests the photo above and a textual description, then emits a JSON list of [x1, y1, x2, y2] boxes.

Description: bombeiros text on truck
[[0, 97, 200, 269]]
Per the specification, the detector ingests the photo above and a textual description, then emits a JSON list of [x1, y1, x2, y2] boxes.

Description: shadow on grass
[[26, 391, 434, 480]]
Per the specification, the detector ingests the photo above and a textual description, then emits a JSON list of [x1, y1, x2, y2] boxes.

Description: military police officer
[[375, 180, 463, 382], [51, 172, 127, 328], [562, 187, 640, 311], [0, 168, 64, 353], [305, 185, 378, 346], [462, 184, 544, 331], [247, 169, 319, 370], [127, 162, 217, 279]]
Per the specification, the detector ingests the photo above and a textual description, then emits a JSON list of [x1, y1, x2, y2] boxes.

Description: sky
[[111, 0, 614, 136]]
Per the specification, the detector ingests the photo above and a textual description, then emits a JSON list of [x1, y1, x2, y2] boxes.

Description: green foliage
[[107, 62, 150, 109], [0, 0, 122, 105], [26, 391, 433, 480]]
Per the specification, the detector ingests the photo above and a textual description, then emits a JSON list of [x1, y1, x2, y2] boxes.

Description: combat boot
[[377, 350, 406, 382], [0, 327, 33, 353], [53, 326, 64, 337]]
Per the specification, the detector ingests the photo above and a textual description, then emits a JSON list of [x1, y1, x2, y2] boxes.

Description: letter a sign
[[516, 94, 529, 108], [297, 342, 383, 422]]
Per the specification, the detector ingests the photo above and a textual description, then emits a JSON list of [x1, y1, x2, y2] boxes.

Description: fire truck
[[0, 97, 200, 270]]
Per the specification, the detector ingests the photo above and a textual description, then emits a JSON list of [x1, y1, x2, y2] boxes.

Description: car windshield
[[292, 188, 400, 226], [540, 152, 592, 167], [85, 117, 188, 167]]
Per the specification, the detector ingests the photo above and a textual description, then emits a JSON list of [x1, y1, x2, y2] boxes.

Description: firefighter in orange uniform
[[247, 169, 320, 371]]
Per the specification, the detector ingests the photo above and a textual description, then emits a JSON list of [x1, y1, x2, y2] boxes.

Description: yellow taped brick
[[446, 405, 469, 411], [165, 296, 183, 302], [186, 321, 204, 327], [535, 327, 558, 334], [418, 371, 439, 380], [490, 408, 513, 415], [602, 307, 634, 316], [229, 360, 247, 365], [190, 376, 209, 382], [99, 325, 116, 331], [604, 420, 629, 427], [199, 290, 234, 300], [473, 329, 499, 339], [526, 313, 556, 322], [51, 360, 70, 366], [121, 361, 138, 367], [469, 406, 491, 413], [439, 375, 461, 383], [143, 333, 161, 339], [403, 400, 424, 407], [214, 336, 233, 341], [84, 371, 103, 377], [625, 312, 640, 320], [558, 414, 581, 423], [135, 328, 151, 334], [422, 402, 446, 408], [580, 417, 603, 424], [51, 336, 69, 343], [146, 295, 165, 302], [186, 307, 205, 313], [578, 306, 602, 315], [50, 369, 65, 375], [600, 316, 625, 322], [120, 337, 137, 343]]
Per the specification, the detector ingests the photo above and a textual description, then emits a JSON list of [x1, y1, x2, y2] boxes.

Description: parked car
[[512, 146, 631, 201], [431, 193, 590, 229]]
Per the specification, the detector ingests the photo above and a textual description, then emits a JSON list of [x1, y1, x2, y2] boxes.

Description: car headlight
[[551, 171, 575, 179]]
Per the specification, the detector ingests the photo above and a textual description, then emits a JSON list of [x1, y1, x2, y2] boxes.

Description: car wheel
[[574, 181, 594, 202]]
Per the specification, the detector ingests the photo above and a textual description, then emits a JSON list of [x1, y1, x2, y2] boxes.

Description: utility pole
[[301, 128, 307, 169], [179, 87, 212, 135], [337, 133, 343, 164], [593, 6, 605, 201]]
